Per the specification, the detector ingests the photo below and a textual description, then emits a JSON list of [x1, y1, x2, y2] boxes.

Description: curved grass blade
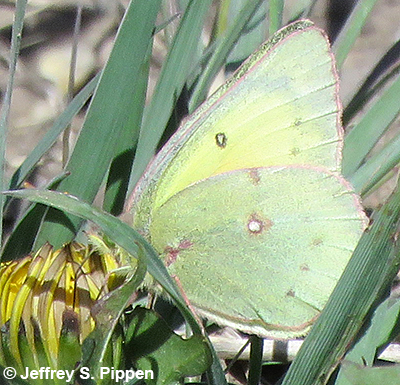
[[2, 171, 69, 261], [3, 188, 201, 334], [281, 184, 400, 385], [1, 202, 49, 261], [348, 132, 400, 197], [3, 188, 226, 385]]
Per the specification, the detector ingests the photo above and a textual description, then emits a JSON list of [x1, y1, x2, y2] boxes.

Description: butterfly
[[130, 20, 366, 338]]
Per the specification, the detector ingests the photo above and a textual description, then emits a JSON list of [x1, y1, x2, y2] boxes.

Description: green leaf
[[341, 361, 400, 385], [125, 307, 212, 385], [335, 297, 400, 385]]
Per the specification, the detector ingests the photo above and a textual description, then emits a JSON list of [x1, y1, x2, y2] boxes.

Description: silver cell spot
[[215, 132, 227, 148], [248, 219, 263, 233]]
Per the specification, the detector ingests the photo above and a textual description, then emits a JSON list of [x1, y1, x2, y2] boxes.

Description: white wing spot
[[247, 213, 273, 235], [248, 219, 262, 233]]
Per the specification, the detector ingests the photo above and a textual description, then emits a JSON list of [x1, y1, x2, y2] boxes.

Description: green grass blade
[[343, 40, 400, 125], [189, 0, 265, 111], [213, 0, 268, 66], [333, 0, 379, 69], [286, 0, 318, 22], [102, 54, 149, 216], [33, 0, 161, 249], [268, 0, 284, 35], [342, 73, 400, 179], [281, 185, 400, 385], [207, 347, 229, 385], [1, 203, 48, 261], [4, 74, 99, 250], [348, 132, 400, 197], [248, 336, 263, 385], [127, 0, 214, 196], [213, 0, 232, 39], [0, 0, 27, 250]]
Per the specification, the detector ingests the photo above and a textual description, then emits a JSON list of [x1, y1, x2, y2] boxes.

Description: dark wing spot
[[300, 264, 310, 271], [215, 133, 227, 148], [286, 289, 295, 297], [312, 238, 323, 246], [164, 246, 179, 267], [248, 169, 261, 185], [164, 240, 193, 267], [290, 147, 300, 156]]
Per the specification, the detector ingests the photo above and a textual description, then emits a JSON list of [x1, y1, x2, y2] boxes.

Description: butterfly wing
[[132, 21, 342, 233], [149, 166, 365, 337], [130, 21, 366, 338]]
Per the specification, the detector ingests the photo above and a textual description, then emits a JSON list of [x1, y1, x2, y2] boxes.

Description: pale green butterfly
[[130, 20, 367, 338]]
